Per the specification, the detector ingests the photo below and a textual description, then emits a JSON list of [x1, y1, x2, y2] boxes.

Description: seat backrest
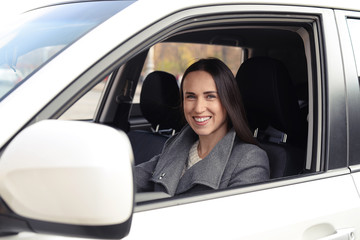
[[128, 71, 182, 165], [236, 57, 307, 178]]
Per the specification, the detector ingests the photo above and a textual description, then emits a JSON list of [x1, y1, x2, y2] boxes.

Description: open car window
[[120, 16, 315, 203], [47, 9, 319, 204]]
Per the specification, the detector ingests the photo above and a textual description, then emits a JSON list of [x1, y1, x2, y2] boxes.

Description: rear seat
[[128, 71, 183, 165]]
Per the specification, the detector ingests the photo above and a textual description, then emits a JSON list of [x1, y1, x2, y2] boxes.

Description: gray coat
[[135, 125, 270, 196]]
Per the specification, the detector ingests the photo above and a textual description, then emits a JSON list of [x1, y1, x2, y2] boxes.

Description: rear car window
[[133, 42, 243, 103]]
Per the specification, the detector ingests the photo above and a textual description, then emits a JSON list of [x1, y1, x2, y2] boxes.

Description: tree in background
[[151, 42, 242, 78]]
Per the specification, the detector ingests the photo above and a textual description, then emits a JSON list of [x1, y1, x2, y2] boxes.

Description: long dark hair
[[180, 58, 257, 145]]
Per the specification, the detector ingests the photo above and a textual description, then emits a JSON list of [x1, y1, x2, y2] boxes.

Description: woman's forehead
[[183, 70, 216, 90]]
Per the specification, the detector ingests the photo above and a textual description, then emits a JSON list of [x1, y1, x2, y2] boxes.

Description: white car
[[1, 0, 360, 239]]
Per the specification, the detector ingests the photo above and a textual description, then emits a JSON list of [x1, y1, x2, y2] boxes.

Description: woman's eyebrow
[[184, 91, 218, 95], [204, 91, 218, 94]]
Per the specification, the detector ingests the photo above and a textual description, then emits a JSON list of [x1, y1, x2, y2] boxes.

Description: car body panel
[[2, 173, 359, 240], [118, 174, 360, 239]]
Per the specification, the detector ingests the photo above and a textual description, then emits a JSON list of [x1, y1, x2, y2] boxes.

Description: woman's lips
[[193, 116, 211, 125]]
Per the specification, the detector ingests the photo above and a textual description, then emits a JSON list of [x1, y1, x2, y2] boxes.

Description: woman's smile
[[193, 116, 211, 125]]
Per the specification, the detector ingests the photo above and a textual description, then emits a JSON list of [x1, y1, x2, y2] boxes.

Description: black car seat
[[127, 71, 183, 165], [236, 57, 307, 178]]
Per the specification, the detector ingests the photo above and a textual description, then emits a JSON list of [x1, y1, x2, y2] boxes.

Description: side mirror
[[0, 120, 134, 239]]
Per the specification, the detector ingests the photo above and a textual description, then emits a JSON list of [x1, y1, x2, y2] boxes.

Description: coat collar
[[151, 125, 236, 196]]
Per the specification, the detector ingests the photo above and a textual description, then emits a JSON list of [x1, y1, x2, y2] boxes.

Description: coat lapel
[[150, 125, 197, 196], [151, 125, 236, 196], [176, 129, 235, 194]]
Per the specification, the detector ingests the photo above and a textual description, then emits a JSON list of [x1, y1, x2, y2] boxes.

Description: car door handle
[[317, 228, 355, 240]]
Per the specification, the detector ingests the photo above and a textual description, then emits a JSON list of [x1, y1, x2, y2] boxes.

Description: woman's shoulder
[[228, 139, 270, 179], [160, 124, 197, 153], [167, 124, 195, 141], [232, 138, 269, 162], [233, 137, 263, 150], [227, 138, 270, 184]]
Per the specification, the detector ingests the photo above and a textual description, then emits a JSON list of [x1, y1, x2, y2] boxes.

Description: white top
[[187, 140, 203, 169], [181, 140, 202, 177]]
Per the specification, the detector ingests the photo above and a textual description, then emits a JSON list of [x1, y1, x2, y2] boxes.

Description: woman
[[136, 58, 269, 196]]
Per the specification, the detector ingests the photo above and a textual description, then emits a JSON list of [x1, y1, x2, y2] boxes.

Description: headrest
[[140, 71, 182, 131], [236, 57, 303, 141]]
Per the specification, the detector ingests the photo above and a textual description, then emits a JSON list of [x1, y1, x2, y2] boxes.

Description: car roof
[[153, 0, 360, 11], [155, 0, 360, 11], [27, 0, 360, 13]]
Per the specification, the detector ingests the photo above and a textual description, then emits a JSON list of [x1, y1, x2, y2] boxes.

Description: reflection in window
[[60, 77, 108, 120], [347, 18, 360, 77], [0, 1, 134, 100]]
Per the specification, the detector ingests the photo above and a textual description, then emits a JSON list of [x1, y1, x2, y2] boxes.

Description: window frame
[[123, 9, 330, 209]]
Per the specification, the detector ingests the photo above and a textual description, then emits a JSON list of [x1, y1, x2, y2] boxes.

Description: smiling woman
[[135, 58, 270, 196]]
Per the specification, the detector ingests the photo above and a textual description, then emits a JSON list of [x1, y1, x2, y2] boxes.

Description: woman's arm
[[135, 155, 160, 192]]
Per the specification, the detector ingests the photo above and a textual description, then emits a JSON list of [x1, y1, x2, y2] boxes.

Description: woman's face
[[182, 70, 228, 140]]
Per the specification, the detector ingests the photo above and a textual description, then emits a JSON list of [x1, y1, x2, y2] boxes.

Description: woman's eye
[[206, 94, 216, 99], [186, 95, 196, 99]]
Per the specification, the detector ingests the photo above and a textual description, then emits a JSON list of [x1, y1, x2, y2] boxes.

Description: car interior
[[60, 18, 315, 199], [126, 26, 311, 172]]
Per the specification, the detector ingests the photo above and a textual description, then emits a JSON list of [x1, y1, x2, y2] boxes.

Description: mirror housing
[[0, 120, 134, 239]]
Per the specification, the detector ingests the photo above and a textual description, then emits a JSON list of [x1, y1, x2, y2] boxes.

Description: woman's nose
[[194, 98, 206, 113]]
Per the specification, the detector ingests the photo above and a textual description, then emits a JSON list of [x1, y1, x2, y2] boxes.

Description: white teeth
[[194, 117, 211, 122]]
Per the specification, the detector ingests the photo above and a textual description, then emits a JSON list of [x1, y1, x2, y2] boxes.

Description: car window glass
[[59, 77, 108, 120], [347, 18, 360, 78], [0, 1, 134, 101], [133, 42, 243, 103]]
